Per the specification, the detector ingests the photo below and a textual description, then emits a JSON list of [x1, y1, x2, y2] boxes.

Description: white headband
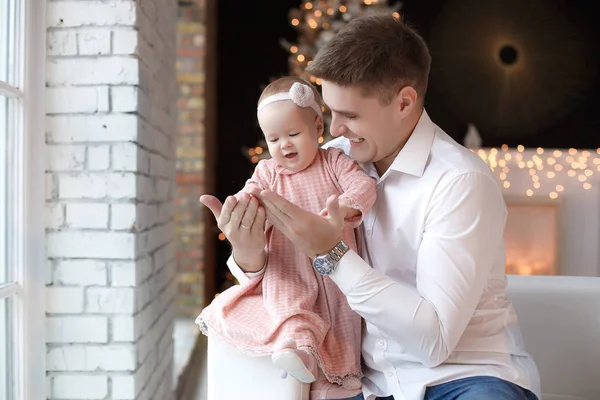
[[257, 82, 322, 117]]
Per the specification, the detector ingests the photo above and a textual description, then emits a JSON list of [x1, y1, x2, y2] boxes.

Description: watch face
[[313, 257, 333, 275]]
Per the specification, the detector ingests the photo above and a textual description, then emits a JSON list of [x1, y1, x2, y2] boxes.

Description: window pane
[[0, 0, 16, 84], [0, 95, 6, 284], [0, 0, 6, 82], [0, 296, 13, 399]]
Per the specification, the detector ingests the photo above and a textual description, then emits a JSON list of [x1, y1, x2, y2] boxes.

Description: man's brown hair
[[258, 76, 323, 108], [306, 13, 431, 105]]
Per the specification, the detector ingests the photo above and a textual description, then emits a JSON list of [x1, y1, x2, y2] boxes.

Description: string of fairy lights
[[474, 145, 600, 199]]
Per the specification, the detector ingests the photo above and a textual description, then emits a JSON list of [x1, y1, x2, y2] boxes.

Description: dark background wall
[[212, 0, 600, 291]]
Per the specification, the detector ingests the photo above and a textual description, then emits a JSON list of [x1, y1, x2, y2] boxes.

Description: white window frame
[[0, 0, 46, 399]]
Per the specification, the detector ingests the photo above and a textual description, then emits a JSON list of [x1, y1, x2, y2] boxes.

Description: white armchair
[[206, 275, 600, 400], [506, 275, 600, 400]]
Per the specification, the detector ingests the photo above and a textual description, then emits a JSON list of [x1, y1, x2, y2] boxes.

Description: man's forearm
[[330, 251, 447, 366]]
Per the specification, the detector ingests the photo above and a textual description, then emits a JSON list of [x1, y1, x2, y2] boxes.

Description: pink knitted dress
[[198, 147, 376, 388]]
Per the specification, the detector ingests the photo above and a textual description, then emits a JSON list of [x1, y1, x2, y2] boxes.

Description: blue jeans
[[331, 376, 537, 400], [424, 376, 538, 400], [326, 396, 392, 400], [327, 395, 392, 400]]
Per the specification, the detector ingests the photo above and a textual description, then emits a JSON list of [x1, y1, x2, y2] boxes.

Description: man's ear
[[315, 115, 324, 137], [396, 86, 418, 118]]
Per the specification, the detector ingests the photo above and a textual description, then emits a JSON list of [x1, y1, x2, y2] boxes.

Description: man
[[202, 13, 540, 400]]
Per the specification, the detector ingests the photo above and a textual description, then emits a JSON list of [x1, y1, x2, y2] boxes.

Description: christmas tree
[[244, 0, 402, 164]]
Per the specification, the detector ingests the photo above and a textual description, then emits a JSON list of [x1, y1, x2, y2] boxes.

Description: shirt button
[[386, 370, 395, 377], [366, 230, 371, 236], [378, 340, 385, 347]]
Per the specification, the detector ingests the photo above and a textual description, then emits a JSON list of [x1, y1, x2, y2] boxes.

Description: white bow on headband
[[257, 82, 323, 117]]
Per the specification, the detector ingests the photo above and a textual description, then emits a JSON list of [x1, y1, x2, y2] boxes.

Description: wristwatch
[[312, 240, 349, 275]]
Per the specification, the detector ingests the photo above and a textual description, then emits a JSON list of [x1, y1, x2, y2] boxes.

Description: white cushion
[[206, 328, 310, 400], [507, 275, 600, 400]]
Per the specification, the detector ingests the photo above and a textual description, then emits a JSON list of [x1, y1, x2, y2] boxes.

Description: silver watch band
[[329, 240, 349, 262]]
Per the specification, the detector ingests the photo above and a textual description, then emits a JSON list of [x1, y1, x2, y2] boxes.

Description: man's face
[[322, 81, 404, 167]]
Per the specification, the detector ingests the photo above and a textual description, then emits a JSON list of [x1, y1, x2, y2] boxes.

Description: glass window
[[0, 297, 13, 400], [0, 0, 7, 82], [0, 94, 6, 284], [0, 0, 17, 85]]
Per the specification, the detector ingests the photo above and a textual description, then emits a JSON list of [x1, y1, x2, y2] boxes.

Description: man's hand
[[200, 193, 267, 272], [252, 189, 344, 257]]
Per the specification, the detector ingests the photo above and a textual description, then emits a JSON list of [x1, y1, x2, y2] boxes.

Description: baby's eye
[[267, 138, 278, 143], [289, 132, 300, 137]]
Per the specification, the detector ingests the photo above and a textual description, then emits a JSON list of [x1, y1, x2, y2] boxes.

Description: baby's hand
[[319, 198, 360, 219], [341, 205, 360, 219]]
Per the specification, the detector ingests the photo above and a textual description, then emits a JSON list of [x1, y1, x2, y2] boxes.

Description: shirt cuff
[[329, 249, 372, 294], [226, 254, 267, 285]]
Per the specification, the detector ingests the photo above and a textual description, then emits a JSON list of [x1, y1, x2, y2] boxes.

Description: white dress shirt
[[229, 110, 541, 400]]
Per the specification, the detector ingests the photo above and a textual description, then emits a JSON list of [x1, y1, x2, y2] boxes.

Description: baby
[[197, 77, 376, 398]]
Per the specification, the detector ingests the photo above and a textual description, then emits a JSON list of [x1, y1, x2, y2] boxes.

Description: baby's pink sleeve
[[238, 159, 273, 195], [327, 148, 376, 227]]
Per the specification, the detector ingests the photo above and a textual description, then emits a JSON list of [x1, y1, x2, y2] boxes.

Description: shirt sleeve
[[326, 148, 377, 227], [329, 172, 507, 367], [227, 253, 267, 285]]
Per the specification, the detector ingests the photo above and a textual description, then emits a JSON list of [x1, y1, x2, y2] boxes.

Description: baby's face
[[258, 100, 321, 172]]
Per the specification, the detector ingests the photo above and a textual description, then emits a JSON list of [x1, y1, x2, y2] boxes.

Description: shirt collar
[[386, 109, 436, 178]]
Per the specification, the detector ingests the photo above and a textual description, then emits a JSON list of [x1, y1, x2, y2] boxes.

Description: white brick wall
[[45, 0, 178, 399]]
